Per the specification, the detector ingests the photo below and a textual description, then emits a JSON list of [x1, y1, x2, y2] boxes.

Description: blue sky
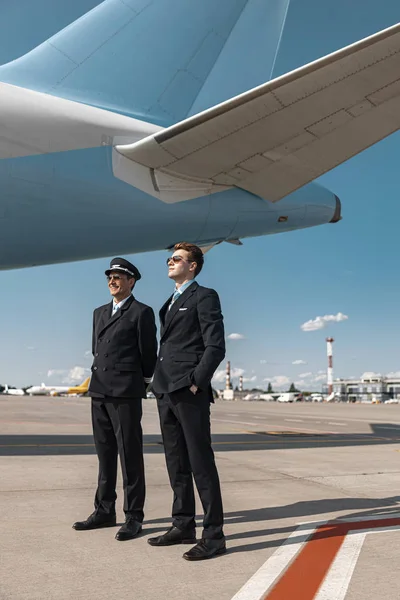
[[1, 0, 400, 389]]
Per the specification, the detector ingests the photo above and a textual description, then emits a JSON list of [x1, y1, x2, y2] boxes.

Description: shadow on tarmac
[[1, 424, 400, 455], [145, 496, 400, 554]]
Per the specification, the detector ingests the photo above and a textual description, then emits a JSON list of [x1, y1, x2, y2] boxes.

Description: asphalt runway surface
[[1, 395, 400, 455], [2, 395, 400, 600]]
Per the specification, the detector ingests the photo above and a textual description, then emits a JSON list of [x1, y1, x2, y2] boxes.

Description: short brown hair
[[174, 242, 204, 276]]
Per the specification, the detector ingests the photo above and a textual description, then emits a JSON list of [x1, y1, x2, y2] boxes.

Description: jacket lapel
[[99, 295, 134, 336], [160, 295, 172, 330], [161, 282, 198, 339]]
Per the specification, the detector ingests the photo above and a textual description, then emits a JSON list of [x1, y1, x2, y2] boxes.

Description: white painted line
[[230, 524, 317, 600], [213, 418, 269, 427], [299, 513, 400, 526], [285, 419, 304, 423], [328, 422, 347, 426], [315, 522, 400, 600], [359, 524, 400, 535], [314, 532, 366, 600], [228, 414, 239, 417]]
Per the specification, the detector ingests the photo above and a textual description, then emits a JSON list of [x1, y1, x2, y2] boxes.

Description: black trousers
[[157, 388, 224, 539], [91, 398, 145, 522]]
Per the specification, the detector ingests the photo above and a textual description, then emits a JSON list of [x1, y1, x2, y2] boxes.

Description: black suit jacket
[[89, 295, 157, 399], [152, 281, 225, 399]]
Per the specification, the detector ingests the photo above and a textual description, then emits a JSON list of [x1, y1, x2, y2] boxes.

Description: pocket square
[[179, 308, 188, 311]]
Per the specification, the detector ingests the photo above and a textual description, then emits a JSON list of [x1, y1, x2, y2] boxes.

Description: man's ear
[[189, 262, 197, 273]]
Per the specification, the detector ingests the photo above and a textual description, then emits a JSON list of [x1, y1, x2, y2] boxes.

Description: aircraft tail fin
[[0, 0, 290, 127]]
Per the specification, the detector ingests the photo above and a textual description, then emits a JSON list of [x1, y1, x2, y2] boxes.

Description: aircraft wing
[[115, 22, 400, 203]]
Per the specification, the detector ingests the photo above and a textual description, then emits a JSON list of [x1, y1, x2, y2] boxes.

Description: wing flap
[[116, 22, 400, 203]]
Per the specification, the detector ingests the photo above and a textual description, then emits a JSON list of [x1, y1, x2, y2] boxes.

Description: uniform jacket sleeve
[[138, 306, 158, 382], [192, 289, 226, 389]]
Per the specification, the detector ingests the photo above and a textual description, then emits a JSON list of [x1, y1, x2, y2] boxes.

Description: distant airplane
[[26, 377, 90, 396], [2, 385, 25, 396], [60, 377, 90, 397], [0, 0, 400, 269]]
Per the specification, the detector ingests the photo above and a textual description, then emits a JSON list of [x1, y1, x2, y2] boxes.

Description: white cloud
[[227, 333, 245, 340], [25, 346, 36, 351], [295, 380, 306, 387], [361, 371, 381, 379], [292, 360, 307, 365], [231, 368, 245, 378], [84, 350, 92, 359], [260, 360, 267, 364], [212, 370, 226, 383], [386, 371, 400, 378], [299, 372, 313, 379], [243, 376, 257, 383], [47, 369, 67, 379], [68, 366, 89, 383], [212, 367, 244, 384], [301, 312, 348, 332], [47, 366, 90, 384], [313, 374, 326, 382], [263, 375, 290, 388]]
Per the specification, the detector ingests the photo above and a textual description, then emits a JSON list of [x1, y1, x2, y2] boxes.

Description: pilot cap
[[105, 257, 141, 281]]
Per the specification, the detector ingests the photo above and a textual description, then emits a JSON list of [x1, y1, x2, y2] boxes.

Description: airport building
[[328, 373, 400, 403]]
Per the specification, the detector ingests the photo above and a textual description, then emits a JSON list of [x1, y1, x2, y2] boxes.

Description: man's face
[[167, 249, 196, 281], [107, 270, 134, 299]]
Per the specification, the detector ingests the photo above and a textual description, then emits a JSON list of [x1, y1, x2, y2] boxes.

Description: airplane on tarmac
[[57, 377, 90, 397], [26, 377, 90, 397], [0, 0, 400, 270], [2, 385, 25, 396]]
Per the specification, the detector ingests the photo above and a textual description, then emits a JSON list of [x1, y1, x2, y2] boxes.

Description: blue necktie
[[169, 290, 180, 310]]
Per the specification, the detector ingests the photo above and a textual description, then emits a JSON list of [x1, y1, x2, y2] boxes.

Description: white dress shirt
[[112, 295, 131, 316]]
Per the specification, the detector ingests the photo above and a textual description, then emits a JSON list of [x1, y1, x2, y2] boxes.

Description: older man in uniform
[[73, 257, 157, 541]]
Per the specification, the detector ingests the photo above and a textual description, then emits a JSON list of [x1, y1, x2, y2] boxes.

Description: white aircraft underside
[[0, 0, 399, 269]]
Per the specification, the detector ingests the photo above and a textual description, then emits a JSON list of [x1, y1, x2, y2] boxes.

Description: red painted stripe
[[264, 517, 400, 600]]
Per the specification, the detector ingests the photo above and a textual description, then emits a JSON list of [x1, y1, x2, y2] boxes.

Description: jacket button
[[106, 340, 110, 344], [103, 367, 107, 371], [98, 339, 102, 343], [104, 354, 108, 358], [95, 353, 99, 357], [93, 366, 98, 371], [160, 357, 164, 361]]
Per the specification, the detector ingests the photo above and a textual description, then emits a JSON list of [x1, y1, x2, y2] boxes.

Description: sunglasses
[[166, 255, 190, 265]]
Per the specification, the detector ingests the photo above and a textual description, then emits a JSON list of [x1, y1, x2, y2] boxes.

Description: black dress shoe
[[147, 526, 197, 546], [72, 512, 116, 531], [183, 538, 226, 561], [115, 518, 142, 541]]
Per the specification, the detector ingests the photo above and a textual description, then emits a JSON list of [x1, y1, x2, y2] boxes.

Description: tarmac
[[1, 395, 400, 600]]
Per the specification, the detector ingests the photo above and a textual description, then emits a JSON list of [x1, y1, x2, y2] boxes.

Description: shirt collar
[[113, 295, 131, 309], [174, 280, 195, 296]]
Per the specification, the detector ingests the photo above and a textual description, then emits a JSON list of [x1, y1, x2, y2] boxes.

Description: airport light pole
[[326, 337, 334, 396]]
